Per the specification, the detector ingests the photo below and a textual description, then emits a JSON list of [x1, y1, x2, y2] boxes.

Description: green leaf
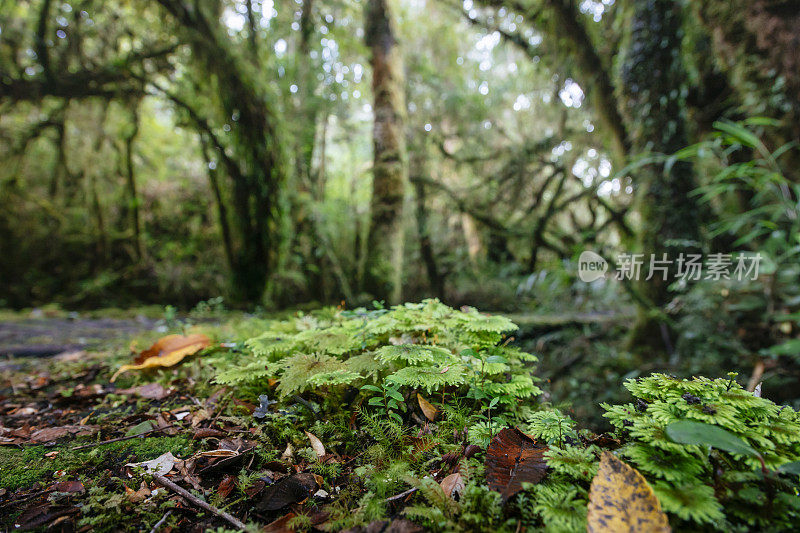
[[389, 411, 403, 424], [361, 384, 383, 393], [485, 355, 508, 364], [489, 397, 499, 409], [368, 397, 384, 406], [386, 389, 404, 402], [387, 399, 399, 410], [665, 421, 759, 457], [766, 339, 800, 357], [778, 462, 800, 476], [125, 420, 155, 437]]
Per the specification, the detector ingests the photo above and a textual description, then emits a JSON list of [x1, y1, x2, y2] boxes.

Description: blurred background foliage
[[1, 0, 799, 417]]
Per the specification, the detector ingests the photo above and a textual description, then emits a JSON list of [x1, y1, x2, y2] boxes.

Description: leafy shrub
[[602, 373, 800, 530], [213, 299, 540, 426]]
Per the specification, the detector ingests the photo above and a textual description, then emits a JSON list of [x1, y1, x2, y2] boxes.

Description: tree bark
[[363, 0, 408, 304], [155, 0, 288, 303], [411, 152, 444, 299], [122, 101, 143, 260], [618, 0, 702, 353]]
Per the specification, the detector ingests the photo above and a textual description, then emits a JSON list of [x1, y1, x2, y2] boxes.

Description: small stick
[[747, 359, 765, 392], [149, 510, 172, 533], [153, 473, 246, 531], [385, 487, 417, 502]]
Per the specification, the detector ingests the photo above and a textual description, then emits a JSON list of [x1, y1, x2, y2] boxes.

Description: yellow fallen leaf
[[417, 393, 438, 421], [305, 431, 326, 458], [111, 334, 211, 382], [587, 451, 671, 533]]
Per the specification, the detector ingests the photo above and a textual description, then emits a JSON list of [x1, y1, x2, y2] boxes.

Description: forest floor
[[0, 306, 635, 532]]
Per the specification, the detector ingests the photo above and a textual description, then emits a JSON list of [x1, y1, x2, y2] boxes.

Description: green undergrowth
[[212, 299, 541, 439], [4, 301, 800, 532], [203, 300, 800, 531]]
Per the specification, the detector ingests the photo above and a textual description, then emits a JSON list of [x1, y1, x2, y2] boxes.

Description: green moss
[[0, 435, 193, 490]]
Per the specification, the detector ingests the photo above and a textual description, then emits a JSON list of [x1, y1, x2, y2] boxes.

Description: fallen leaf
[[125, 452, 178, 476], [111, 333, 211, 382], [586, 452, 671, 533], [193, 428, 228, 439], [255, 473, 319, 511], [125, 481, 151, 503], [440, 472, 465, 499], [194, 449, 240, 458], [218, 475, 237, 499], [14, 504, 79, 530], [117, 383, 171, 400], [51, 480, 85, 493], [282, 442, 293, 460], [125, 420, 155, 437], [263, 512, 296, 533], [30, 425, 97, 443], [305, 431, 326, 458], [417, 393, 438, 421], [485, 427, 548, 501]]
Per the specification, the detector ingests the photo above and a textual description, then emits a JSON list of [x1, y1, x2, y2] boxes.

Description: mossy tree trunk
[[363, 0, 408, 304], [156, 0, 287, 304], [618, 0, 702, 353]]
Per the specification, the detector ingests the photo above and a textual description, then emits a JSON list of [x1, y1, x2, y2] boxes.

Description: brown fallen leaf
[[305, 431, 326, 458], [117, 382, 171, 400], [485, 427, 548, 501], [587, 452, 671, 533], [30, 425, 98, 443], [193, 427, 228, 439], [417, 393, 438, 421], [440, 472, 465, 500], [125, 481, 151, 503], [51, 480, 85, 494], [14, 503, 79, 531], [255, 473, 319, 511], [111, 333, 211, 382], [263, 512, 296, 533], [218, 475, 237, 499]]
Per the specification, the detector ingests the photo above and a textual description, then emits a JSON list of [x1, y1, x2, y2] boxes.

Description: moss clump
[[0, 435, 193, 490]]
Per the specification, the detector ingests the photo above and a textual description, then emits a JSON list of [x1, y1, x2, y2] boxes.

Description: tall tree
[[363, 0, 408, 304], [155, 0, 288, 303], [618, 0, 702, 352]]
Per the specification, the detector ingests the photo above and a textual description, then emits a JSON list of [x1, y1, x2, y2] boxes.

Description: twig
[[153, 473, 246, 530], [149, 510, 172, 533], [747, 359, 765, 392], [385, 487, 417, 502]]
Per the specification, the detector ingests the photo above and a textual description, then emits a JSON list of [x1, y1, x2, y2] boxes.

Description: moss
[[0, 435, 193, 491]]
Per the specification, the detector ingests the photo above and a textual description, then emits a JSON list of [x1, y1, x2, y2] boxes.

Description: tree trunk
[[156, 0, 288, 303], [411, 149, 444, 299], [619, 0, 702, 353], [122, 101, 143, 260], [363, 0, 408, 304]]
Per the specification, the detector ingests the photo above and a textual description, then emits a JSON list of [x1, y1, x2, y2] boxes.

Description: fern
[[214, 299, 540, 414]]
